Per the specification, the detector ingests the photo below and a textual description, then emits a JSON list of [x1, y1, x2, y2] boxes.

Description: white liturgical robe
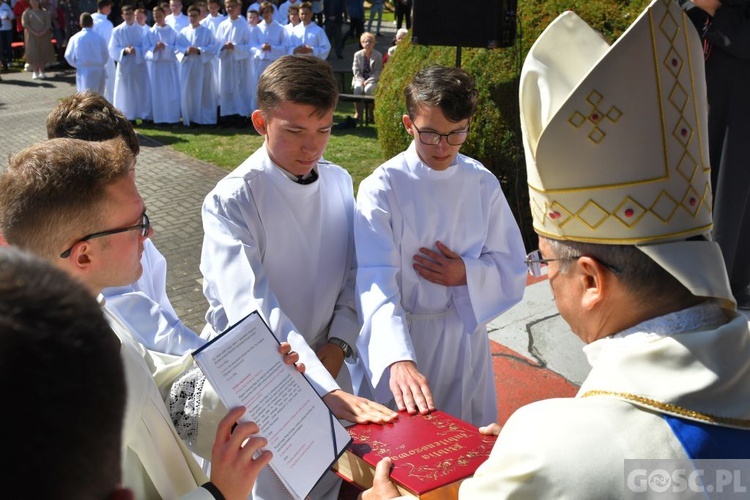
[[166, 11, 190, 33], [354, 142, 527, 426], [64, 27, 109, 94], [288, 20, 330, 59], [101, 299, 215, 500], [92, 12, 115, 102], [102, 239, 205, 356], [200, 13, 226, 95], [200, 146, 361, 399], [215, 16, 255, 116], [177, 24, 218, 125], [250, 18, 285, 95], [146, 24, 181, 124], [109, 21, 152, 120]]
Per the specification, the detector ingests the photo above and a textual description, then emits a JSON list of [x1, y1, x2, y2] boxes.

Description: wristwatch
[[328, 337, 353, 358]]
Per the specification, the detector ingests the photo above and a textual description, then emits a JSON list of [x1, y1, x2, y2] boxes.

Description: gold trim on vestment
[[581, 390, 750, 429]]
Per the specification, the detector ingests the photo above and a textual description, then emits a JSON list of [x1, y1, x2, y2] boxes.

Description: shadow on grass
[[136, 122, 260, 148]]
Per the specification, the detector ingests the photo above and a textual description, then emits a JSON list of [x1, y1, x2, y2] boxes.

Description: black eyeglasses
[[411, 123, 469, 146], [60, 213, 150, 259], [525, 249, 621, 278]]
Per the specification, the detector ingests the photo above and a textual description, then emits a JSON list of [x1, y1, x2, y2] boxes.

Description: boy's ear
[[251, 110, 267, 135], [402, 114, 414, 136]]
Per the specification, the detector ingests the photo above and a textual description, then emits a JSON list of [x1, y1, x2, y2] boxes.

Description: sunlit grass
[[135, 103, 386, 193]]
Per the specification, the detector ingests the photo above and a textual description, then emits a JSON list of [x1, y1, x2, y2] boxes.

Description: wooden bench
[[338, 93, 376, 125], [10, 39, 58, 64]]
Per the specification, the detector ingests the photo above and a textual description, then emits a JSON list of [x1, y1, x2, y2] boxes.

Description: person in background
[[288, 1, 329, 59], [276, 0, 298, 24], [682, 0, 750, 310], [394, 0, 410, 30], [109, 4, 151, 122], [165, 0, 188, 32], [351, 31, 381, 123], [92, 0, 115, 101], [177, 4, 218, 126], [64, 12, 109, 93], [366, 0, 382, 36], [215, 0, 254, 126], [282, 2, 299, 38], [22, 0, 56, 79], [146, 4, 181, 126], [341, 0, 363, 48], [385, 26, 407, 62], [324, 0, 344, 58], [0, 0, 15, 72], [135, 6, 149, 35]]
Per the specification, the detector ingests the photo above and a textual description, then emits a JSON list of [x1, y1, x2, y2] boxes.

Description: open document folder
[[192, 311, 352, 499]]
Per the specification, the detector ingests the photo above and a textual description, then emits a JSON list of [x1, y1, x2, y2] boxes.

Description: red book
[[333, 410, 496, 499]]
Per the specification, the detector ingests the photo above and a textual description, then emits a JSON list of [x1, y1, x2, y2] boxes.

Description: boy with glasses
[[353, 65, 527, 427]]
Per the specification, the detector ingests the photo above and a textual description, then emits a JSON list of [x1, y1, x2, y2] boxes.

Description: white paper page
[[193, 312, 350, 499]]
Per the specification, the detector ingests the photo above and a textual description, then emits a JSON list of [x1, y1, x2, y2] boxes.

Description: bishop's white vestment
[[354, 143, 527, 427]]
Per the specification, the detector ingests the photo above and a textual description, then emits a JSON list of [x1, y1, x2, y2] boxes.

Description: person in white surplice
[[215, 0, 254, 124], [146, 5, 181, 124], [109, 4, 151, 121], [0, 137, 306, 499], [288, 1, 330, 59], [200, 0, 225, 97], [249, 2, 285, 109], [177, 5, 218, 126], [64, 13, 109, 94], [354, 66, 527, 428], [92, 0, 115, 102], [200, 55, 397, 499]]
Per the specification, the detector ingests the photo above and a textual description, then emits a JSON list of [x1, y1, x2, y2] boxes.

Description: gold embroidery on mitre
[[582, 390, 750, 429], [567, 90, 623, 145], [613, 196, 647, 228], [576, 200, 609, 230], [649, 191, 680, 223]]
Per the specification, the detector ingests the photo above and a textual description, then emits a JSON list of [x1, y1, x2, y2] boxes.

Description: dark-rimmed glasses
[[525, 249, 621, 278], [411, 123, 469, 146], [60, 213, 150, 259]]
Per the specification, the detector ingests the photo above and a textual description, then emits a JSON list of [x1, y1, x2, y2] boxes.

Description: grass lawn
[[135, 102, 387, 193]]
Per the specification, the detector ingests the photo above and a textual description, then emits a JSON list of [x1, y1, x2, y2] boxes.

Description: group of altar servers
[[64, 0, 330, 126]]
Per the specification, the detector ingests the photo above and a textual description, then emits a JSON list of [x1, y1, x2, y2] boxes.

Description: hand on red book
[[279, 342, 305, 373], [210, 406, 272, 499], [323, 390, 398, 424], [360, 457, 401, 500], [479, 422, 502, 436], [389, 361, 435, 415]]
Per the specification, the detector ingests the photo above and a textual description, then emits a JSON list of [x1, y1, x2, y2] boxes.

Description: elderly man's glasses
[[60, 213, 150, 259], [411, 123, 469, 146], [525, 249, 621, 278]]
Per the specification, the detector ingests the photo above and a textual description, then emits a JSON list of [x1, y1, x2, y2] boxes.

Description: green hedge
[[374, 0, 651, 249]]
